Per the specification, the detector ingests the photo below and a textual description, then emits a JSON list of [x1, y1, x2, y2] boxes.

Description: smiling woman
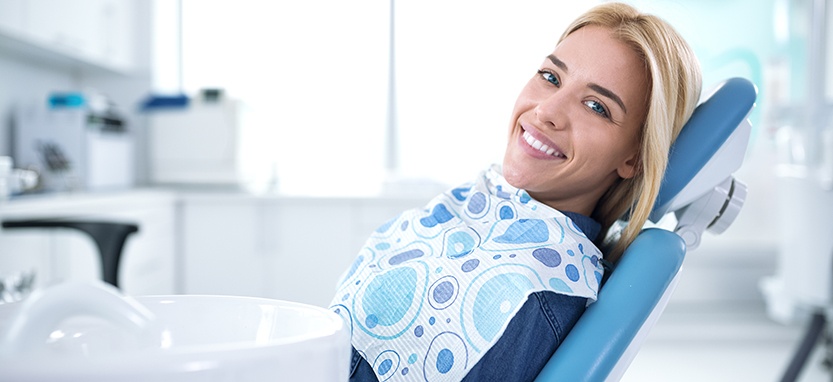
[[333, 3, 701, 382], [503, 25, 649, 219], [157, 3, 699, 378]]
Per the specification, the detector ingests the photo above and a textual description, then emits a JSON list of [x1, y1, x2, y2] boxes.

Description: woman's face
[[503, 25, 649, 216]]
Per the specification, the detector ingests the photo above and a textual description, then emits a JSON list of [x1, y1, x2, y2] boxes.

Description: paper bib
[[330, 166, 604, 382]]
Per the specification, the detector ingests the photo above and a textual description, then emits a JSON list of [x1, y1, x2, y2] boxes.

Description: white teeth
[[522, 131, 564, 158]]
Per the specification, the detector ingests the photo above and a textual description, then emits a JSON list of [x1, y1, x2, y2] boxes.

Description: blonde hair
[[560, 3, 702, 262]]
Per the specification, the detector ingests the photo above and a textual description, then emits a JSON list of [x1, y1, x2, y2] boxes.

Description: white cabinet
[[180, 194, 426, 307], [99, 0, 134, 70], [266, 199, 359, 307], [26, 0, 96, 56], [0, 0, 25, 36], [0, 0, 136, 74], [180, 196, 272, 298]]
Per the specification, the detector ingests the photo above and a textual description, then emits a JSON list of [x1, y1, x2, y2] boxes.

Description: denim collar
[[560, 211, 601, 242]]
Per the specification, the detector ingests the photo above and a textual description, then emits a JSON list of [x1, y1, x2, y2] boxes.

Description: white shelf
[[0, 26, 132, 76]]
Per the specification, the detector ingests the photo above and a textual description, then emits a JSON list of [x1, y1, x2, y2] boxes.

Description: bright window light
[[159, 0, 596, 195]]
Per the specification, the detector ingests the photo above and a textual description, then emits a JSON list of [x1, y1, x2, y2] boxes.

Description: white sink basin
[[0, 282, 350, 381]]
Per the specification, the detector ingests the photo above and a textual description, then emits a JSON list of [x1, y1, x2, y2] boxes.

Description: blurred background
[[0, 0, 830, 380]]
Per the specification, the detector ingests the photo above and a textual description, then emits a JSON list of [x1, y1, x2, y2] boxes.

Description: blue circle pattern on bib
[[331, 167, 603, 382]]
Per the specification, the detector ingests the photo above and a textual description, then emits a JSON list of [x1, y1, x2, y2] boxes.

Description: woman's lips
[[520, 127, 566, 159]]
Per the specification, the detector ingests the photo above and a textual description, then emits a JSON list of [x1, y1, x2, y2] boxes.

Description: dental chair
[[535, 77, 756, 381]]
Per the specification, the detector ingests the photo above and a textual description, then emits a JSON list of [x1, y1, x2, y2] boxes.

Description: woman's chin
[[501, 162, 534, 190]]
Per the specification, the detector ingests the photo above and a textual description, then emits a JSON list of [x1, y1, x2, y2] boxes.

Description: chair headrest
[[650, 78, 757, 221]]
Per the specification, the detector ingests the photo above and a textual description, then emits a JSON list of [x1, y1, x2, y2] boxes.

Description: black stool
[[2, 220, 139, 288]]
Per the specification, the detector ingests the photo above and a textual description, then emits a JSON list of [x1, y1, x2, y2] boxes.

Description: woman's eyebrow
[[546, 54, 568, 72], [588, 83, 627, 113], [547, 54, 627, 113]]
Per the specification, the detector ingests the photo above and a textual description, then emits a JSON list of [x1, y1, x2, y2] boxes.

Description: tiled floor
[[621, 302, 830, 382]]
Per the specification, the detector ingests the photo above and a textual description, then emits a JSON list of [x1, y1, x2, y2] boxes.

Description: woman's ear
[[616, 152, 639, 179]]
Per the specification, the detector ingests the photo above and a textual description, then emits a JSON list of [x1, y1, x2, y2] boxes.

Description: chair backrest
[[534, 78, 757, 382]]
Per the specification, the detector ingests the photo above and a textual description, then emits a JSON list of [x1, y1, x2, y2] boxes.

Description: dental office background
[[0, 0, 829, 329]]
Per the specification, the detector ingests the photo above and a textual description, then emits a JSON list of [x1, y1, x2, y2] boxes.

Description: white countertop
[[0, 186, 435, 218]]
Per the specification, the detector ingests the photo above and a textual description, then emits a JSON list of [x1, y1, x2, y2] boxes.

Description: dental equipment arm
[[652, 78, 755, 249]]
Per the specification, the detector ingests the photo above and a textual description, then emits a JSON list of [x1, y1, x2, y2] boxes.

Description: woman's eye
[[584, 100, 609, 118], [537, 70, 560, 87]]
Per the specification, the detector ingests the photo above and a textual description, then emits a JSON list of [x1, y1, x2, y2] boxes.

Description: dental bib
[[330, 166, 604, 381]]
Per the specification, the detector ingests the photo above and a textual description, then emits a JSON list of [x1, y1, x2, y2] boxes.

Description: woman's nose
[[534, 91, 572, 130]]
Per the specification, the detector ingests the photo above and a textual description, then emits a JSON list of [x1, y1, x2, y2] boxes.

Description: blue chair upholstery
[[538, 228, 685, 381], [535, 78, 757, 381], [655, 78, 757, 213]]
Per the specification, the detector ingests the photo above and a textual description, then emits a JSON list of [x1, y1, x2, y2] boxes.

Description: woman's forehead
[[551, 25, 649, 113]]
